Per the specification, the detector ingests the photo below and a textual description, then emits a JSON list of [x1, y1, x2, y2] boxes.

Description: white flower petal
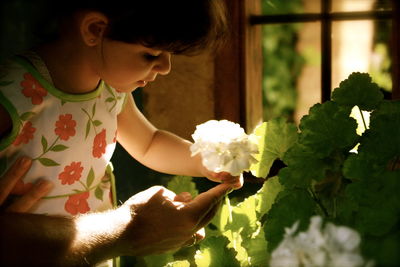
[[190, 120, 259, 175]]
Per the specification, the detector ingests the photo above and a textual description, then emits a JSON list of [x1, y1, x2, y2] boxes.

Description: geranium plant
[[141, 72, 399, 267]]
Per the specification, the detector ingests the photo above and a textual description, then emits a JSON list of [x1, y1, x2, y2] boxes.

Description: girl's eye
[[144, 53, 160, 61]]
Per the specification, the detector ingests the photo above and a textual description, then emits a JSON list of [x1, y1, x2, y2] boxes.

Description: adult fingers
[[183, 227, 206, 247], [6, 179, 53, 213], [0, 157, 32, 205], [196, 198, 223, 229], [184, 183, 232, 224], [174, 191, 192, 202]]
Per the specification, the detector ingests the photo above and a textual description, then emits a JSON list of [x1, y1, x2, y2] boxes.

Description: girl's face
[[93, 40, 171, 93]]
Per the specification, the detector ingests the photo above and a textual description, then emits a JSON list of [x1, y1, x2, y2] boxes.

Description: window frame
[[215, 0, 399, 132]]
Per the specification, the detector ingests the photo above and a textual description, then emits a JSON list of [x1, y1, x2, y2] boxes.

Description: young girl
[[0, 0, 240, 218]]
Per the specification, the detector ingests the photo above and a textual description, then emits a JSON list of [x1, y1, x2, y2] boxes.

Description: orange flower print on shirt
[[13, 121, 36, 146], [58, 161, 84, 185], [93, 129, 106, 158], [55, 114, 76, 141], [21, 73, 47, 105], [65, 191, 90, 215]]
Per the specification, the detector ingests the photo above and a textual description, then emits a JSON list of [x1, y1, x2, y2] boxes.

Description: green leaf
[[19, 111, 35, 121], [41, 136, 48, 152], [105, 97, 115, 103], [222, 229, 249, 266], [263, 189, 316, 252], [85, 120, 91, 139], [210, 197, 231, 232], [357, 100, 400, 168], [256, 176, 284, 217], [299, 101, 359, 158], [165, 260, 190, 267], [167, 176, 198, 198], [250, 119, 298, 178], [195, 236, 240, 267], [86, 168, 95, 187], [230, 194, 258, 235], [93, 120, 102, 127], [94, 186, 103, 201], [279, 144, 330, 188], [50, 144, 68, 152], [92, 103, 96, 116], [241, 224, 269, 266], [38, 158, 59, 166], [143, 252, 174, 267], [344, 173, 400, 237], [331, 72, 384, 111]]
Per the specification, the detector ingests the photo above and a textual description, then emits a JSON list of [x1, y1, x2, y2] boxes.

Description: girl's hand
[[0, 157, 53, 212], [201, 165, 243, 189]]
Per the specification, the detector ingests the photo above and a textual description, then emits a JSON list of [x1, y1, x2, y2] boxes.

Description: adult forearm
[[0, 212, 79, 266], [0, 210, 124, 267]]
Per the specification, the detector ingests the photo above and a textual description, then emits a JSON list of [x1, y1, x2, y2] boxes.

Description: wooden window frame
[[215, 0, 399, 132]]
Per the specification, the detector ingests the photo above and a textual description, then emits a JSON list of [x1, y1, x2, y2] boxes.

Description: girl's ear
[[80, 12, 109, 47]]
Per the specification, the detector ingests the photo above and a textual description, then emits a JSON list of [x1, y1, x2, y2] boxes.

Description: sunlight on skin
[[74, 206, 131, 244], [74, 188, 190, 248]]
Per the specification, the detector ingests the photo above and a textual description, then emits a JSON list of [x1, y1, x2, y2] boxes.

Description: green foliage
[[261, 0, 305, 122], [195, 236, 240, 267], [143, 72, 399, 267], [250, 119, 298, 178], [331, 72, 384, 111], [167, 175, 198, 197]]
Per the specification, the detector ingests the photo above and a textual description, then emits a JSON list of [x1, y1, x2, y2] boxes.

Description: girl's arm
[[117, 93, 207, 177]]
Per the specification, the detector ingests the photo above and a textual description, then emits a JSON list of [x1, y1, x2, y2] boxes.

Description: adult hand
[[112, 183, 233, 256], [0, 156, 53, 212]]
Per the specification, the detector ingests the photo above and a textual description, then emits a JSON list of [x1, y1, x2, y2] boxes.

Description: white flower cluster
[[190, 120, 258, 176], [270, 216, 373, 267]]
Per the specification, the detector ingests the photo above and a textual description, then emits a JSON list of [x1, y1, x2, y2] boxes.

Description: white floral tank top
[[0, 55, 127, 216]]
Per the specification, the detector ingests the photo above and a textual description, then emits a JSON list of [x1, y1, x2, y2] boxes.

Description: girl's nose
[[154, 52, 171, 75]]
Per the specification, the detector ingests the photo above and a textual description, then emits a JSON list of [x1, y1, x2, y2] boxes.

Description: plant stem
[[225, 196, 233, 224], [308, 187, 329, 218], [357, 106, 368, 131]]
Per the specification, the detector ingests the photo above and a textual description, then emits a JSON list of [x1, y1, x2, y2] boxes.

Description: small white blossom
[[190, 120, 259, 176], [270, 216, 373, 267]]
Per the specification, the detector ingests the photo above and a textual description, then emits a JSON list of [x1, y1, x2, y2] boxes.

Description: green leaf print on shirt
[[82, 103, 103, 139], [105, 85, 123, 112], [32, 114, 76, 166]]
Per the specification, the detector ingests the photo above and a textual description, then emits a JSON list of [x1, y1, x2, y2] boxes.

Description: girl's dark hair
[[40, 0, 229, 55]]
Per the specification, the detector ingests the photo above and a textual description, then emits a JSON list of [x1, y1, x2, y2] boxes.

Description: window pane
[[331, 0, 392, 12], [332, 20, 393, 96], [262, 22, 321, 124], [262, 0, 321, 15]]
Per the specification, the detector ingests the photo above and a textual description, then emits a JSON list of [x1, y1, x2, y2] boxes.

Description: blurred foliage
[[261, 0, 305, 122], [370, 0, 393, 93]]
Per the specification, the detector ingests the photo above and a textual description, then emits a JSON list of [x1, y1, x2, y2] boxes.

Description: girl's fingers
[[220, 173, 243, 189]]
